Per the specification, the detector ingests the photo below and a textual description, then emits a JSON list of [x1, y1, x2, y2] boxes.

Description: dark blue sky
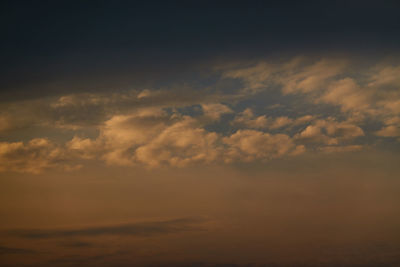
[[1, 1, 399, 99]]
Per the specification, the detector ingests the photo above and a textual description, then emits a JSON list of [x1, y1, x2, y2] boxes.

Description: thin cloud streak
[[0, 245, 36, 255], [7, 217, 206, 239]]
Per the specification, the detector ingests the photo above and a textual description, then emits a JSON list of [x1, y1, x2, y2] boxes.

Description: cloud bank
[[0, 56, 399, 173]]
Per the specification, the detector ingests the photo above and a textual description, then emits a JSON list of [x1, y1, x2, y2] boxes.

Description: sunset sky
[[1, 1, 400, 266]]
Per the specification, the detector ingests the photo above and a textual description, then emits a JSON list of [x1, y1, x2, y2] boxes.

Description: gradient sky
[[1, 1, 400, 266]]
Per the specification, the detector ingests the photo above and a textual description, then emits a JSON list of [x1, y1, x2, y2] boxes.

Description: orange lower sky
[[1, 151, 399, 266]]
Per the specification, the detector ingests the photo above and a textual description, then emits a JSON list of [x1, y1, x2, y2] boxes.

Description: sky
[[1, 1, 400, 266]]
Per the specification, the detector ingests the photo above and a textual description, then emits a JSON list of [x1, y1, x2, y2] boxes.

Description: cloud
[[0, 245, 36, 255], [64, 107, 318, 168], [63, 108, 222, 168], [223, 129, 305, 162], [66, 136, 100, 159], [293, 115, 315, 125], [368, 65, 400, 88], [1, 102, 367, 173], [375, 125, 400, 137], [1, 56, 399, 173], [7, 218, 205, 239], [376, 116, 400, 138], [134, 117, 220, 167], [60, 241, 93, 248], [101, 108, 169, 148], [279, 58, 347, 94], [93, 108, 316, 167], [0, 115, 14, 132], [221, 58, 400, 130], [201, 103, 233, 120], [136, 89, 154, 99], [93, 108, 171, 166], [296, 124, 337, 145], [0, 138, 78, 173], [231, 108, 268, 129], [269, 116, 293, 129], [295, 118, 364, 145], [222, 57, 346, 94], [321, 119, 365, 139], [232, 109, 314, 130], [221, 57, 400, 148], [0, 105, 309, 172], [378, 98, 400, 114], [0, 108, 39, 133], [319, 78, 371, 113], [0, 87, 231, 132], [319, 145, 363, 153], [222, 62, 275, 93]]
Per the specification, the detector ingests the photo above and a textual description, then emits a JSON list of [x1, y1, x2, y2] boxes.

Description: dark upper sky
[[1, 1, 400, 100]]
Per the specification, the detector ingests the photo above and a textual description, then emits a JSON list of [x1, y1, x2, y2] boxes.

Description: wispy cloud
[[7, 217, 206, 239], [0, 245, 36, 255]]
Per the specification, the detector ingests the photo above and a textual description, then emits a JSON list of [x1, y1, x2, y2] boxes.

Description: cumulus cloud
[[0, 138, 78, 173], [0, 87, 230, 132], [319, 78, 371, 113], [97, 108, 171, 166], [221, 57, 400, 141], [66, 136, 100, 159], [223, 129, 305, 163], [293, 115, 315, 125], [379, 98, 400, 114], [201, 103, 233, 120], [222, 58, 346, 94], [279, 58, 347, 94], [295, 118, 364, 145], [368, 65, 400, 88], [2, 56, 399, 173], [222, 62, 275, 93], [0, 110, 370, 172], [375, 125, 400, 137], [269, 116, 293, 129], [134, 117, 220, 167], [232, 109, 314, 130], [376, 116, 400, 139], [77, 108, 221, 167], [231, 108, 268, 129], [59, 107, 312, 169]]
